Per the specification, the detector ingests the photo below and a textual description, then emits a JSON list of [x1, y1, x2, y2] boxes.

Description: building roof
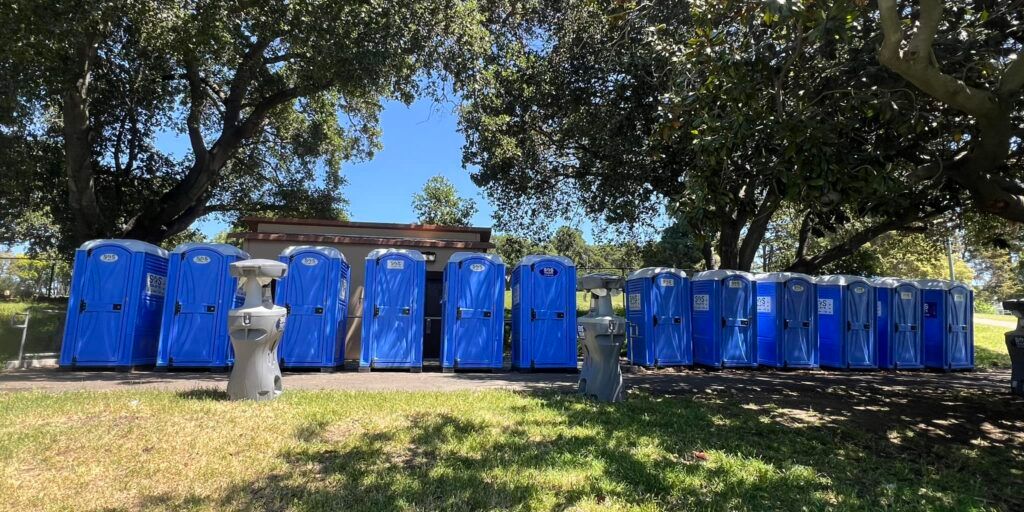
[[229, 232, 495, 250], [239, 217, 492, 243]]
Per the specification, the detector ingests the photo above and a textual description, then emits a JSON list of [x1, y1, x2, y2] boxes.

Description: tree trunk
[[63, 37, 103, 247]]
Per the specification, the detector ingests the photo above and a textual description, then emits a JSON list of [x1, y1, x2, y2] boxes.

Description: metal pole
[[946, 238, 956, 281], [14, 312, 30, 369]]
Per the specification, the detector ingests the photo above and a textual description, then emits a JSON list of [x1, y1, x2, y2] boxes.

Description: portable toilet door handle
[[401, 307, 411, 316], [373, 305, 380, 318], [674, 317, 682, 324]]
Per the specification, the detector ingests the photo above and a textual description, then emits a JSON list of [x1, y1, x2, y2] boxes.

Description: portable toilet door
[[918, 280, 974, 370], [816, 276, 876, 369], [624, 268, 691, 367], [360, 249, 426, 371], [275, 246, 350, 370], [691, 270, 756, 368], [755, 273, 817, 368], [441, 252, 505, 371], [60, 239, 169, 370], [874, 278, 923, 369], [156, 243, 248, 370], [510, 255, 577, 371]]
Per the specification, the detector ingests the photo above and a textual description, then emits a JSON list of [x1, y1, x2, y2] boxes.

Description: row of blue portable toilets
[[58, 239, 973, 372], [58, 240, 578, 372]]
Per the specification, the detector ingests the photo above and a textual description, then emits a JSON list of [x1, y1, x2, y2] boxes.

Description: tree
[[492, 234, 547, 266], [0, 1, 486, 253], [877, 0, 1024, 222], [462, 0, 1015, 272], [412, 175, 478, 226], [548, 227, 590, 267]]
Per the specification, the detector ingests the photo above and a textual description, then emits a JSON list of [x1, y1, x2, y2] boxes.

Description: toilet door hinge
[[174, 302, 181, 315]]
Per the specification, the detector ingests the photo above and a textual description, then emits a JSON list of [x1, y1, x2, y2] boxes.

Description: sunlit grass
[[0, 389, 1018, 511]]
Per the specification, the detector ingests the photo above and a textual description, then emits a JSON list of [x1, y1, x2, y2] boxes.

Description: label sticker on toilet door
[[301, 257, 318, 266], [817, 299, 834, 315], [757, 296, 772, 313], [628, 293, 641, 311], [386, 259, 405, 270], [659, 278, 675, 287], [145, 274, 166, 297], [693, 294, 710, 311], [728, 280, 742, 288]]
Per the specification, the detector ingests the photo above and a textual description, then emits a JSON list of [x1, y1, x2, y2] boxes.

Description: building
[[230, 217, 495, 364]]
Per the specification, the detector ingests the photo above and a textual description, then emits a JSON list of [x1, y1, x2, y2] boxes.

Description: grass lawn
[[1, 389, 1021, 512], [0, 302, 65, 363]]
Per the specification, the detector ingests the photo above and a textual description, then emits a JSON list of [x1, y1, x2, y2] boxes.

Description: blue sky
[[162, 97, 603, 241]]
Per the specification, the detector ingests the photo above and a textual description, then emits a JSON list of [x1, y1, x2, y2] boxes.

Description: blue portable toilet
[[917, 280, 974, 370], [691, 270, 757, 368], [815, 275, 877, 369], [755, 272, 818, 368], [275, 246, 351, 370], [441, 252, 505, 372], [624, 267, 692, 367], [60, 239, 169, 370], [510, 255, 578, 371], [873, 278, 924, 369], [156, 243, 248, 370], [360, 248, 426, 371]]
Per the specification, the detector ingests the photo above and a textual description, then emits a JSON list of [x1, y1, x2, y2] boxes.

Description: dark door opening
[[423, 270, 444, 359]]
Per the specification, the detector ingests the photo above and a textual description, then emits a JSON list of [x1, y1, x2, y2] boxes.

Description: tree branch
[[999, 56, 1024, 99], [878, 0, 1000, 119]]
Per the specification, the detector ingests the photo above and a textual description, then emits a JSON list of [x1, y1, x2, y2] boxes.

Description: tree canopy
[[461, 0, 1023, 272], [411, 175, 478, 226], [0, 0, 486, 254]]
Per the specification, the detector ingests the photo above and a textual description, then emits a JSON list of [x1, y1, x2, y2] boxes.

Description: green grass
[[0, 302, 66, 363], [974, 323, 1011, 369], [0, 389, 1020, 511], [974, 313, 1016, 324]]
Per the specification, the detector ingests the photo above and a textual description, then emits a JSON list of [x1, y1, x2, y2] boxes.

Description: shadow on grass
[[176, 387, 229, 401], [119, 390, 1023, 511]]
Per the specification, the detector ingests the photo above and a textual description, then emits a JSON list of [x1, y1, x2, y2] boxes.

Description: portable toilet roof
[[754, 272, 813, 283], [914, 279, 952, 290], [81, 239, 168, 258], [282, 245, 347, 263], [816, 275, 872, 286], [449, 251, 504, 265], [517, 254, 574, 268], [367, 248, 425, 261], [627, 267, 688, 281], [871, 277, 912, 288], [170, 242, 248, 259], [692, 269, 754, 281]]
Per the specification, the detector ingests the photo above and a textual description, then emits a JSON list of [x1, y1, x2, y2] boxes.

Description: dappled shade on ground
[[1, 385, 1021, 511]]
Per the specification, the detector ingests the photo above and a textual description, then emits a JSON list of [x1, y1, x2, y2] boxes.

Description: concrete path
[[0, 366, 1012, 395]]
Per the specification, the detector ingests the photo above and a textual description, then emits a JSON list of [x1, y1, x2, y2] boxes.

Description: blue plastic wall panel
[[691, 273, 756, 368], [922, 285, 974, 370], [60, 240, 169, 368], [817, 284, 844, 368], [756, 277, 817, 368], [509, 256, 577, 370], [360, 250, 425, 369], [157, 244, 247, 369], [818, 281, 876, 369], [441, 253, 505, 370], [625, 269, 691, 367], [275, 247, 351, 369], [876, 282, 923, 369]]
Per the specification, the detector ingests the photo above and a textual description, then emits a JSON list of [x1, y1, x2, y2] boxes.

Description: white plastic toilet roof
[[281, 245, 347, 263], [626, 267, 688, 281], [449, 251, 504, 265], [754, 272, 814, 283], [81, 239, 168, 259], [172, 242, 250, 259], [871, 277, 914, 288], [367, 248, 426, 261], [692, 269, 755, 281], [516, 254, 575, 268], [815, 275, 871, 286]]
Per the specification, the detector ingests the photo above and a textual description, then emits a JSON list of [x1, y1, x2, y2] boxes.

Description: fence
[[0, 256, 71, 366]]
